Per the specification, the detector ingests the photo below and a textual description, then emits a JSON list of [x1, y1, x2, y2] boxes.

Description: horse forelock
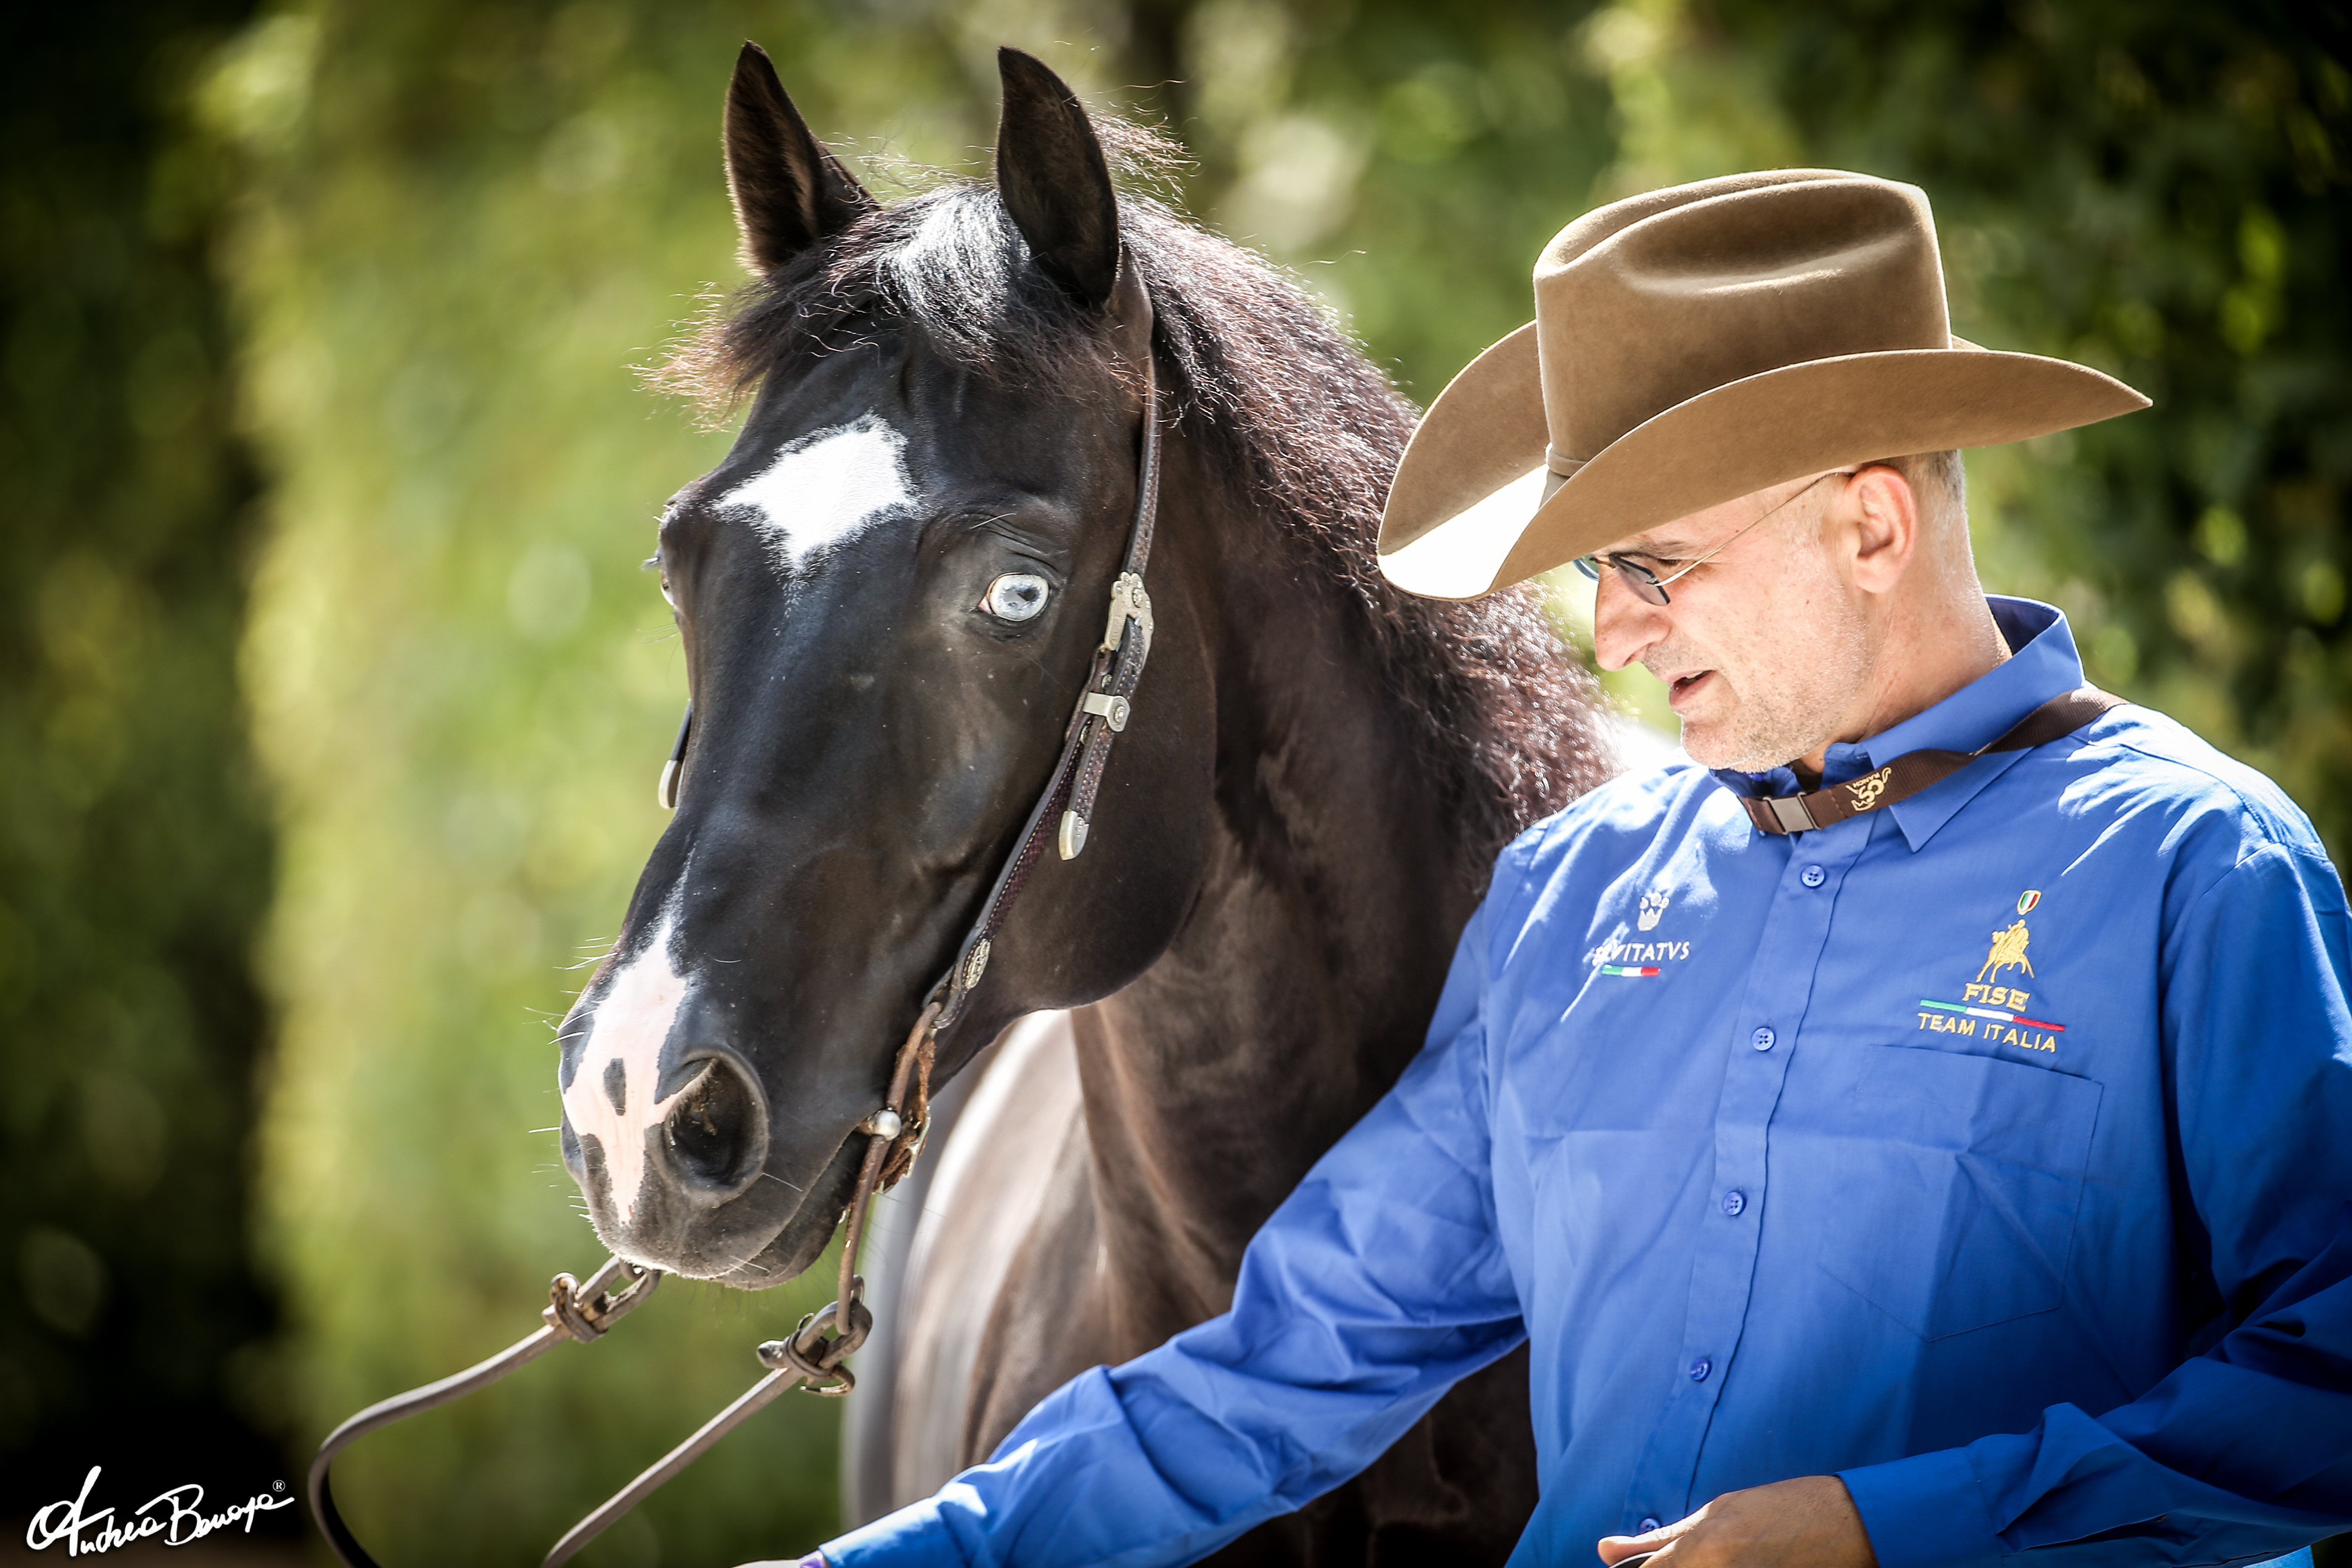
[[651, 158, 1613, 877]]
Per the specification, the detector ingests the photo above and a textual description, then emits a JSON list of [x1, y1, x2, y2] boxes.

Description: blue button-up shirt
[[828, 600, 2352, 1568]]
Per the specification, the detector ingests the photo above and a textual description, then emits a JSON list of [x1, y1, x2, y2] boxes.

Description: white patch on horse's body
[[718, 415, 915, 572], [887, 1012, 1082, 1504], [564, 910, 695, 1224]]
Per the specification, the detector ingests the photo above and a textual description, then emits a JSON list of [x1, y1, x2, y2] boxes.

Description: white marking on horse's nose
[[717, 414, 914, 571], [563, 912, 696, 1224]]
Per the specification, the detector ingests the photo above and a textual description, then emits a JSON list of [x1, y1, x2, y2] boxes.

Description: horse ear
[[994, 48, 1122, 307], [724, 41, 873, 276]]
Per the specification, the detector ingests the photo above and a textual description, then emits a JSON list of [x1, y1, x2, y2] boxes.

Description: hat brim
[[1378, 333, 2149, 601]]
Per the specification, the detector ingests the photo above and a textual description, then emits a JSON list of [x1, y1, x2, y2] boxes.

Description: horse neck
[[1075, 440, 1489, 1354]]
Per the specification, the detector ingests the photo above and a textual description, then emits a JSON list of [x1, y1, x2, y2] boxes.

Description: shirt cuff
[[1839, 1447, 2007, 1568], [820, 1497, 968, 1568]]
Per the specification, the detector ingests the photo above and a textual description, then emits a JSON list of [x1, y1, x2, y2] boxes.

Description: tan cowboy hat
[[1377, 169, 2150, 600]]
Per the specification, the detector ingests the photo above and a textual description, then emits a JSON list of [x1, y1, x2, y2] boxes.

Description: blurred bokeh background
[[3, 0, 2345, 1563]]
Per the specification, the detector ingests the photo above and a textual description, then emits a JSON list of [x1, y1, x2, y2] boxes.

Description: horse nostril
[[660, 1056, 767, 1197]]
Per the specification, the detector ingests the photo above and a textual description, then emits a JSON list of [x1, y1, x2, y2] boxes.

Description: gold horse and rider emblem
[[1977, 919, 2035, 983], [1915, 892, 2065, 1050]]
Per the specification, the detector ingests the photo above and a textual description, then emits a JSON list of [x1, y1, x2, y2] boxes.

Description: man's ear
[[1847, 466, 1921, 594], [724, 41, 874, 276], [994, 47, 1122, 307]]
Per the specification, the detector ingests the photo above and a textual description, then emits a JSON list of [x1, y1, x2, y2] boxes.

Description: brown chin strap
[[1735, 687, 2122, 836], [309, 279, 1163, 1568]]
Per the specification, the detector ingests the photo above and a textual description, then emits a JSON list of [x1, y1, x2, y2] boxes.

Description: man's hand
[[1596, 1475, 1877, 1568]]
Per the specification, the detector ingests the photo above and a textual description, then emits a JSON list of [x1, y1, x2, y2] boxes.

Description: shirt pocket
[[1815, 1044, 2102, 1340]]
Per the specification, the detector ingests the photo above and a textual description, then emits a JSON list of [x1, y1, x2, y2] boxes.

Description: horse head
[[555, 46, 1213, 1284]]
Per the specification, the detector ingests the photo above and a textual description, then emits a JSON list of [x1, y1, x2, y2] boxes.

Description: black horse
[[557, 43, 1616, 1562]]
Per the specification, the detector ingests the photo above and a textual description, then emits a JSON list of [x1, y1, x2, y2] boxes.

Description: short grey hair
[[1872, 449, 1967, 532]]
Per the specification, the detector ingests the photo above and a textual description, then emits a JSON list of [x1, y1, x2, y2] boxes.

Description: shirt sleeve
[[818, 899, 1529, 1568], [1842, 841, 2352, 1568]]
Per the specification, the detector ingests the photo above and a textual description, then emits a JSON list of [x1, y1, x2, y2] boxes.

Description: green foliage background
[[3, 0, 2343, 1563], [0, 0, 293, 1526]]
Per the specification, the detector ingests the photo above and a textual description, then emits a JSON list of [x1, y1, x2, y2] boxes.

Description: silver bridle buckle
[[1102, 572, 1153, 662]]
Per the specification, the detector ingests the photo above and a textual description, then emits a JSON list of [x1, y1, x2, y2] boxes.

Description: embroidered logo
[[1915, 902, 2064, 1052], [1916, 991, 2064, 1047], [1590, 884, 1694, 979], [1845, 764, 1895, 812], [1587, 936, 1689, 976], [1975, 919, 2035, 984], [2015, 888, 2041, 914]]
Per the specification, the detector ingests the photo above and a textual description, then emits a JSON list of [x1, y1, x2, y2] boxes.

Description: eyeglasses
[[1572, 470, 1845, 607]]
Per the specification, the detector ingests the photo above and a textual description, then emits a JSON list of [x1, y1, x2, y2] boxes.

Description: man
[[799, 172, 2352, 1567]]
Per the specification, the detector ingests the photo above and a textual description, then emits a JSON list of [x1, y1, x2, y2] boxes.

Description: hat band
[[1546, 446, 1587, 479]]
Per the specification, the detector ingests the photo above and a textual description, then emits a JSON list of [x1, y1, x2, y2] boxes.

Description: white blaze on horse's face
[[563, 908, 693, 1225], [717, 413, 916, 573]]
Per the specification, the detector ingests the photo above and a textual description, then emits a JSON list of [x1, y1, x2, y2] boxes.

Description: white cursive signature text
[[24, 1466, 299, 1555]]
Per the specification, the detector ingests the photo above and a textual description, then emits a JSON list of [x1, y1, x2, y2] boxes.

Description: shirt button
[[1721, 1189, 1746, 1216], [1638, 1517, 1663, 1533], [1751, 1026, 1776, 1051], [1688, 1356, 1712, 1381], [1800, 863, 1826, 887]]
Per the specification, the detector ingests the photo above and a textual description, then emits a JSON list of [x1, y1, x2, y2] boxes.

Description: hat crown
[[1539, 172, 1952, 466], [1374, 167, 2148, 601]]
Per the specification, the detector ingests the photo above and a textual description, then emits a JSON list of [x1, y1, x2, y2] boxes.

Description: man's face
[[1589, 471, 1875, 772]]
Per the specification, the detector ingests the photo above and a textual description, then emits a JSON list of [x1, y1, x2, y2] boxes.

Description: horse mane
[[656, 154, 1615, 874]]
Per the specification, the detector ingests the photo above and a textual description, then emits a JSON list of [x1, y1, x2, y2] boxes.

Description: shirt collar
[[1710, 597, 2086, 853]]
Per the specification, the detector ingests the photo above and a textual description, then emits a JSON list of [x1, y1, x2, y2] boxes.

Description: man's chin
[[1679, 717, 1808, 774], [1675, 717, 1744, 771], [1662, 677, 1754, 769]]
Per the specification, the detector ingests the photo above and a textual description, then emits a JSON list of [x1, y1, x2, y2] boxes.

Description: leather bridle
[[309, 284, 1165, 1568]]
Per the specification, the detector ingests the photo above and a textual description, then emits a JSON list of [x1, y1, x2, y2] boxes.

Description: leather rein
[[309, 290, 1166, 1568]]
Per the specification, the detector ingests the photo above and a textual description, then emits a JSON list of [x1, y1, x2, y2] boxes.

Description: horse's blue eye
[[982, 572, 1050, 622]]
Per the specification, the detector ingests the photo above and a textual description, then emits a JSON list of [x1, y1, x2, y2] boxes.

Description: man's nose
[[1588, 569, 1669, 672]]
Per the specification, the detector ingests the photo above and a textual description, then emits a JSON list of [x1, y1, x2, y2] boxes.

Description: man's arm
[[1828, 841, 2352, 1568], [807, 902, 1529, 1568]]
